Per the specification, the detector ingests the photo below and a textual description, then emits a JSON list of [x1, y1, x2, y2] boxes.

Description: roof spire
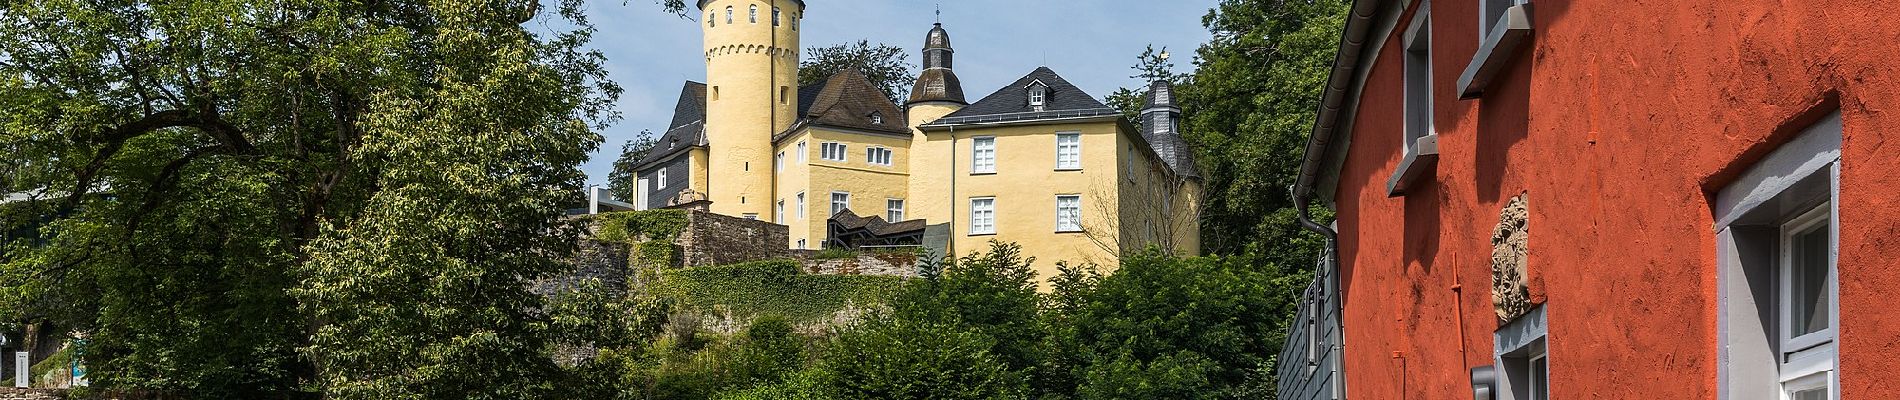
[[935, 4, 940, 23]]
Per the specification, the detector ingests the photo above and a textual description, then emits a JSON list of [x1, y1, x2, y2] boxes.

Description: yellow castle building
[[628, 0, 1201, 272]]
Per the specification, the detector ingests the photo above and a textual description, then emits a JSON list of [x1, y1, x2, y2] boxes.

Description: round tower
[[701, 0, 803, 217], [905, 21, 967, 225]]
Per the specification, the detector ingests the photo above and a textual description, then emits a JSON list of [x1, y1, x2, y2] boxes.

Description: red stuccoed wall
[[1330, 0, 1900, 398]]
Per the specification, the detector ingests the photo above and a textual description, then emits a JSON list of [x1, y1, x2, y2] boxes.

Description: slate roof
[[1139, 80, 1199, 178], [922, 66, 1119, 127], [777, 69, 911, 142], [634, 82, 709, 171], [828, 209, 927, 237]]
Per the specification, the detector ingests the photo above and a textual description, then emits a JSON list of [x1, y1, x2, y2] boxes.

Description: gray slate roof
[[1139, 80, 1199, 178], [923, 66, 1118, 127], [634, 82, 709, 170]]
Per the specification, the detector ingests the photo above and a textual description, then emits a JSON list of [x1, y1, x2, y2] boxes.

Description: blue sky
[[572, 0, 1221, 190]]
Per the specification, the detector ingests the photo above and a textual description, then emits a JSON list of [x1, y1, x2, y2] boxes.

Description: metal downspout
[[1291, 0, 1384, 398]]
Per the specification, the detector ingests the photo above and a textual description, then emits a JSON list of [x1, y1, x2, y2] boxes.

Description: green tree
[[1105, 45, 1180, 120], [823, 315, 1028, 400], [798, 40, 916, 105], [0, 0, 619, 396], [607, 130, 659, 202], [1182, 0, 1348, 263], [893, 242, 1044, 381], [1060, 250, 1307, 399]]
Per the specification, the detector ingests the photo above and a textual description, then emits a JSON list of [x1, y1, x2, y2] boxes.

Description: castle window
[[776, 199, 785, 223], [1028, 85, 1046, 109], [887, 199, 905, 222], [775, 151, 784, 172], [1055, 195, 1082, 232], [866, 147, 893, 166], [821, 142, 848, 162], [725, 6, 733, 24], [772, 7, 781, 26], [1055, 132, 1081, 170], [971, 137, 996, 174], [708, 13, 715, 27], [870, 113, 883, 124], [743, 213, 758, 220], [796, 192, 806, 219], [797, 238, 806, 249], [792, 13, 798, 31], [749, 5, 757, 23], [780, 86, 789, 104], [969, 197, 996, 235], [656, 167, 667, 189], [830, 192, 851, 217], [711, 86, 719, 101]]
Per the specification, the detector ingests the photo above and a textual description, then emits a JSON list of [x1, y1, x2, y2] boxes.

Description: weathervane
[[935, 4, 940, 23]]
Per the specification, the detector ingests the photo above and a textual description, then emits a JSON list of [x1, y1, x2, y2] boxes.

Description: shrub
[[653, 260, 902, 322], [822, 315, 1028, 399]]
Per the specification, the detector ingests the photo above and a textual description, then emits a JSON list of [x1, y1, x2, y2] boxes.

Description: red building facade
[[1282, 0, 1900, 399]]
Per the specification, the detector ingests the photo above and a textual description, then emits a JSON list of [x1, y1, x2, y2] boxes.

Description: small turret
[[908, 23, 966, 105], [1140, 79, 1198, 178]]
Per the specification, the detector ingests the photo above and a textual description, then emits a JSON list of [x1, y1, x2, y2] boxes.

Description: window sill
[[967, 232, 997, 237], [1054, 168, 1082, 172], [970, 172, 996, 176], [1054, 230, 1084, 234], [1386, 134, 1440, 197], [1457, 3, 1533, 99]]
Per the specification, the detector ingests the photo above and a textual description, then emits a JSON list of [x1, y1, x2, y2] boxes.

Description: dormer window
[[869, 113, 884, 125], [1028, 84, 1047, 110]]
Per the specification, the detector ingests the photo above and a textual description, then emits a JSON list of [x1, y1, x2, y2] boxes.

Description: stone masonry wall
[[676, 211, 790, 267]]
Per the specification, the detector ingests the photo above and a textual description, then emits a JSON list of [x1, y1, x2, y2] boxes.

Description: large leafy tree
[[798, 40, 915, 105], [1182, 0, 1347, 265], [1104, 45, 1180, 120], [0, 0, 619, 396]]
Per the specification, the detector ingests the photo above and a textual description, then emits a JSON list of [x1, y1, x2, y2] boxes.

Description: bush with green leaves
[[654, 260, 902, 323], [822, 315, 1028, 400]]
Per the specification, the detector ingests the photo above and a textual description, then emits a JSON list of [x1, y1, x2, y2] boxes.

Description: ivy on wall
[[653, 260, 903, 323]]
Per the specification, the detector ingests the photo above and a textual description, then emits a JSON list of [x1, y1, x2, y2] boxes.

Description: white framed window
[[1403, 7, 1434, 152], [1713, 111, 1840, 400], [1125, 146, 1137, 182], [797, 238, 806, 249], [969, 197, 995, 235], [1485, 305, 1547, 400], [830, 192, 850, 216], [1028, 85, 1046, 108], [725, 6, 733, 24], [1055, 132, 1082, 170], [870, 113, 883, 124], [776, 200, 785, 223], [791, 13, 798, 31], [796, 141, 807, 162], [775, 151, 785, 172], [748, 5, 757, 23], [655, 168, 668, 189], [795, 192, 806, 219], [821, 142, 848, 162], [886, 199, 905, 221], [866, 147, 893, 166], [1480, 0, 1527, 40], [772, 6, 781, 26], [743, 213, 758, 220], [1055, 195, 1081, 232], [972, 137, 996, 174]]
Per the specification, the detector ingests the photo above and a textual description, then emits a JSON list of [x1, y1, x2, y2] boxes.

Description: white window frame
[[969, 197, 996, 235], [1055, 195, 1081, 232], [830, 191, 851, 217], [772, 6, 781, 26], [870, 113, 883, 125], [795, 192, 806, 219], [743, 213, 758, 220], [972, 137, 996, 174], [866, 147, 893, 166], [1713, 111, 1840, 400], [776, 199, 785, 223], [655, 168, 668, 189], [886, 198, 905, 221], [821, 142, 848, 162], [797, 141, 807, 162], [775, 151, 785, 172], [748, 5, 757, 23], [1479, 0, 1527, 40], [796, 238, 806, 249], [1489, 304, 1547, 400], [725, 6, 733, 24], [1055, 132, 1082, 170], [1028, 85, 1046, 107]]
